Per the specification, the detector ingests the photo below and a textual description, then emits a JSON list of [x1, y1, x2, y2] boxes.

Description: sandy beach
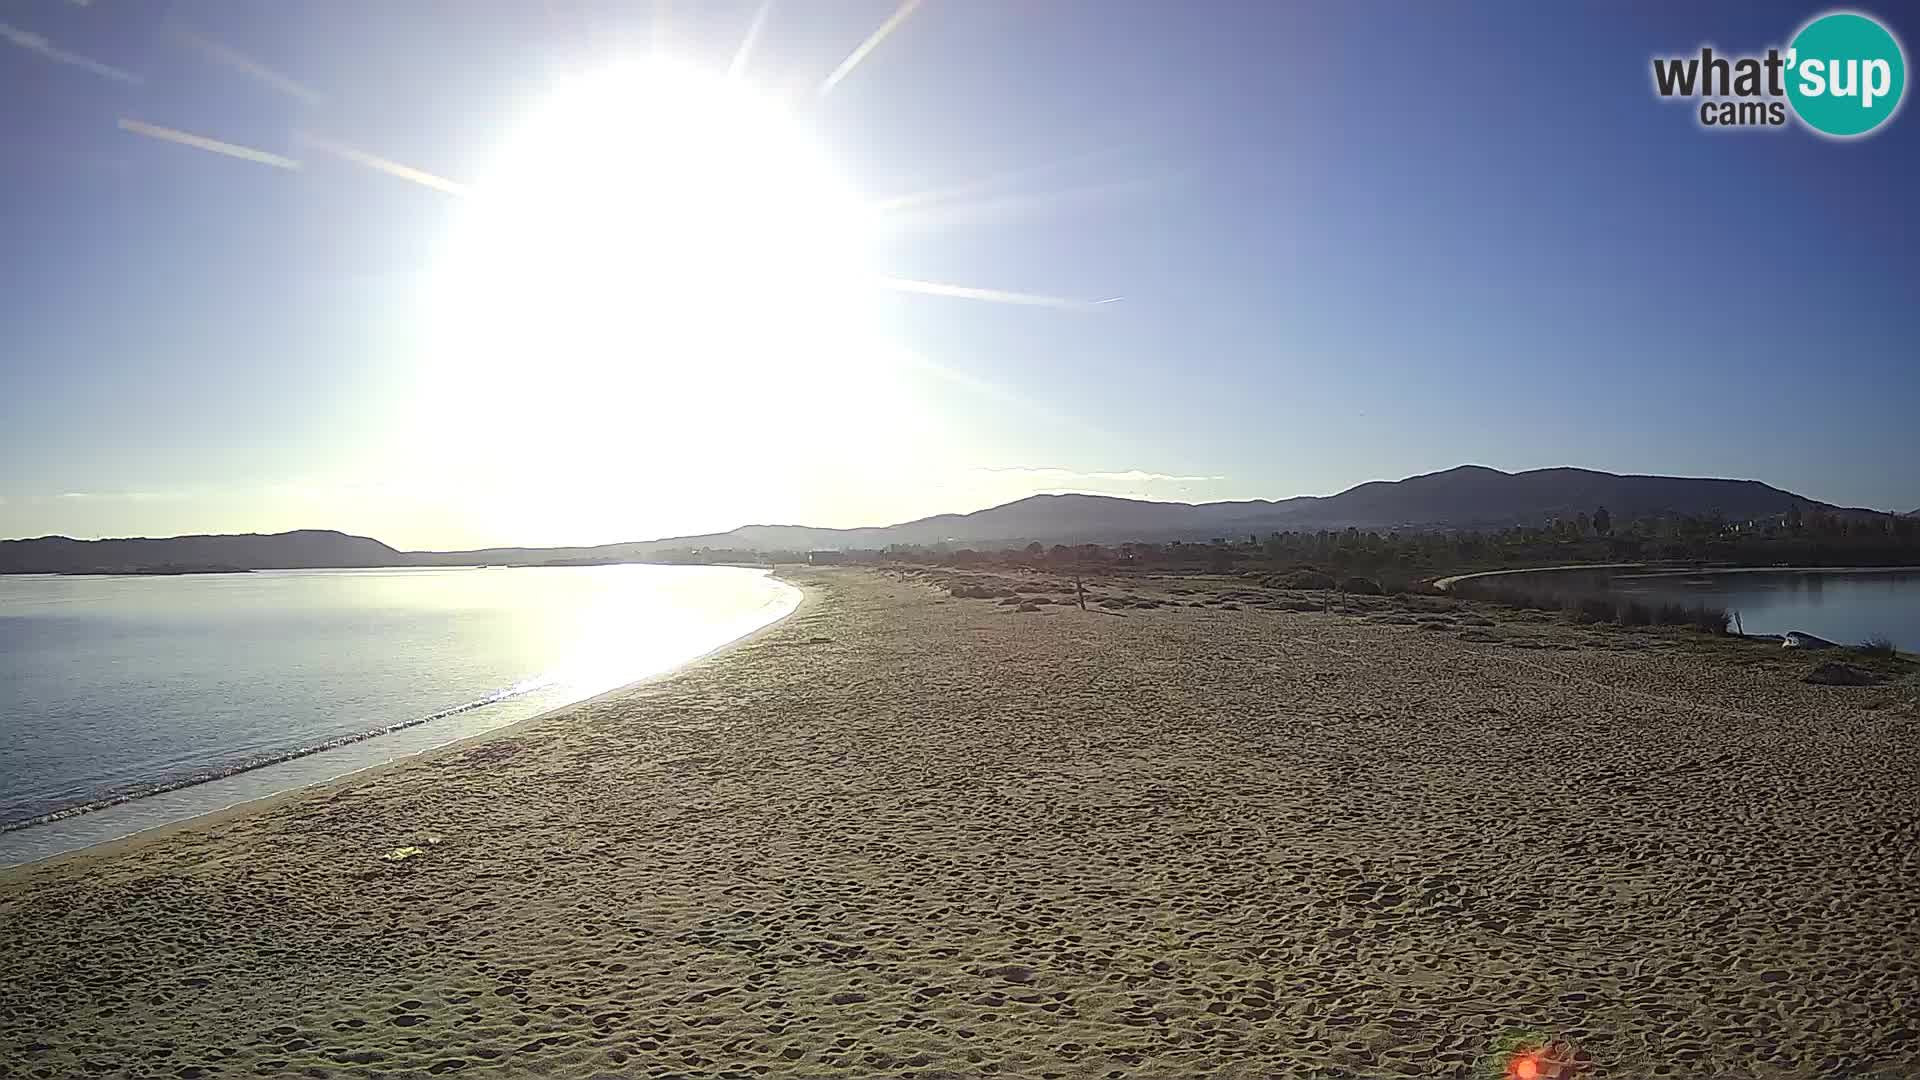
[[3, 568, 1917, 1079]]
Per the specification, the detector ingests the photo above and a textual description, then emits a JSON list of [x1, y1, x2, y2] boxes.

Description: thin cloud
[[120, 119, 301, 171], [174, 29, 323, 106], [50, 491, 182, 502], [977, 467, 1225, 484], [887, 174, 1173, 232], [296, 133, 466, 194], [877, 278, 1097, 310], [1, 21, 142, 84]]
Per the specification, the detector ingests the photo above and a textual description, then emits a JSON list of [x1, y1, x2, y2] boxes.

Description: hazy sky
[[4, 1, 1916, 549]]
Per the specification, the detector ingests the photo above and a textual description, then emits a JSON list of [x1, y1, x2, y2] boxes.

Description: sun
[[413, 59, 924, 536], [434, 61, 876, 395], [102, 3, 1111, 543]]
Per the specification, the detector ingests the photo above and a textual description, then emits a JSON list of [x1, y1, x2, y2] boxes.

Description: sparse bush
[[1454, 578, 1728, 634], [1857, 635, 1897, 659], [1265, 569, 1337, 591], [1688, 606, 1731, 634], [1398, 595, 1463, 613], [1573, 596, 1615, 623], [1340, 575, 1384, 596], [1804, 661, 1878, 686]]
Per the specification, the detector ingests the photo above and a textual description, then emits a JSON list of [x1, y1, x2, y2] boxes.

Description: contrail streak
[[727, 0, 774, 81], [3, 21, 141, 83], [119, 119, 300, 170], [872, 147, 1124, 213], [888, 177, 1166, 230], [174, 29, 323, 105], [893, 349, 1114, 439], [297, 134, 467, 195], [820, 0, 922, 97], [878, 277, 1099, 310]]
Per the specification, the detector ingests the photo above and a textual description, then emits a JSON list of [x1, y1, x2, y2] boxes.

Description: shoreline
[[1434, 562, 1648, 590], [1438, 561, 1920, 590], [4, 568, 1915, 1078], [0, 572, 806, 879]]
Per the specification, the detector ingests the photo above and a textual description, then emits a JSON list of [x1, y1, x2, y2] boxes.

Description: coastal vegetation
[[773, 508, 1920, 643], [841, 505, 1920, 580]]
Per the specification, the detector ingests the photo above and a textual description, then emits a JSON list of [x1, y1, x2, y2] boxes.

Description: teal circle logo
[[1787, 12, 1906, 137]]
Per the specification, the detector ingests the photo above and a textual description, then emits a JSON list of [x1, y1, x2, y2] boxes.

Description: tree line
[[795, 506, 1920, 585]]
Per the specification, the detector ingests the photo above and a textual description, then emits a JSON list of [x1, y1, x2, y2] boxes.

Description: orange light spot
[[1511, 1052, 1541, 1080]]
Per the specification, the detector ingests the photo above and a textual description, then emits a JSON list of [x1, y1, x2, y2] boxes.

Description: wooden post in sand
[[1074, 570, 1086, 611]]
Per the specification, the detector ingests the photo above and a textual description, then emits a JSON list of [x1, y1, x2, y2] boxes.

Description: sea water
[[1608, 568, 1920, 649], [0, 564, 798, 865]]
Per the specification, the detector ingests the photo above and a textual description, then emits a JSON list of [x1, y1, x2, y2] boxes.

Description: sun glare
[[100, 7, 1106, 542], [438, 62, 875, 386], [416, 60, 920, 537]]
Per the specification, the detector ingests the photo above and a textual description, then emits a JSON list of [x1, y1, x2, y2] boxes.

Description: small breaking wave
[[0, 676, 556, 834]]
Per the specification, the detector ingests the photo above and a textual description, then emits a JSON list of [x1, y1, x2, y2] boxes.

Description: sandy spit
[[2, 568, 1916, 1079]]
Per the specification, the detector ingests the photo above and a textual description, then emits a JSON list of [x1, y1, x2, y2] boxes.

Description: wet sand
[[3, 568, 1917, 1079]]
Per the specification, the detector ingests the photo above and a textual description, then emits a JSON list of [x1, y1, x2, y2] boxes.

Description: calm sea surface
[[0, 564, 797, 865], [1605, 568, 1920, 649]]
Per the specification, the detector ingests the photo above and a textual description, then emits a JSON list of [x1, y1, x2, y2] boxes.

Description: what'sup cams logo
[[1652, 10, 1906, 137]]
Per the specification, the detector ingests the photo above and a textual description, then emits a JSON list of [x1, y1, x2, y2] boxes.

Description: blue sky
[[3, 1, 1916, 548]]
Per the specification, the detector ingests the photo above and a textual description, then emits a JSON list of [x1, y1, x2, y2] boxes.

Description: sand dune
[[3, 569, 1917, 1078]]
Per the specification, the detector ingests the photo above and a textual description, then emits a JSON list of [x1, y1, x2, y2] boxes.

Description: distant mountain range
[[0, 530, 406, 574], [0, 465, 1884, 573]]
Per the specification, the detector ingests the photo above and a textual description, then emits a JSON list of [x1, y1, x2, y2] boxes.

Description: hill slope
[[689, 466, 1845, 549], [0, 530, 403, 574], [407, 466, 1858, 559], [0, 466, 1866, 571]]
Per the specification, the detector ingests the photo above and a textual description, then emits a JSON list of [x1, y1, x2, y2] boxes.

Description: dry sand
[[2, 568, 1917, 1079]]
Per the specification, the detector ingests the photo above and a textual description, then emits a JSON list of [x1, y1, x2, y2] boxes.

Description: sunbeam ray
[[297, 134, 466, 195], [652, 0, 671, 59], [819, 0, 923, 97], [173, 29, 322, 105], [119, 119, 299, 170], [727, 0, 775, 81], [877, 277, 1112, 310], [894, 348, 1110, 438]]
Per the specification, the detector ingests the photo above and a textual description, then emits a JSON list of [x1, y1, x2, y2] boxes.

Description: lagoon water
[[1607, 568, 1920, 650], [0, 564, 797, 865]]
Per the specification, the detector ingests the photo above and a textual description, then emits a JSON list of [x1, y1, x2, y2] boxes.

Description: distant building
[[808, 550, 845, 566]]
